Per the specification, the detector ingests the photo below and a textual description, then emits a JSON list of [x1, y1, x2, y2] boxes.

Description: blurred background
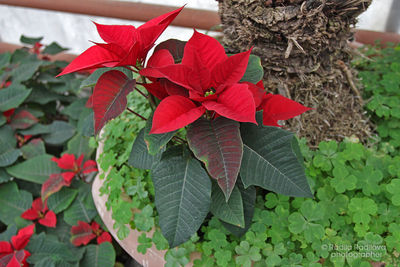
[[0, 0, 399, 54]]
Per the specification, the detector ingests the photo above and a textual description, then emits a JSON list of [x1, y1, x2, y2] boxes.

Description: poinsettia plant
[[58, 6, 313, 248]]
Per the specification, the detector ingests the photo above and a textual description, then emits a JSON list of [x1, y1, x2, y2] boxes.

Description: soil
[[218, 0, 373, 145]]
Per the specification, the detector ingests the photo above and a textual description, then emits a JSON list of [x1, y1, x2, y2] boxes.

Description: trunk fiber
[[219, 0, 373, 145]]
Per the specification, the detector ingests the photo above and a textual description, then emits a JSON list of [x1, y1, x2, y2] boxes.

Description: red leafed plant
[[21, 198, 57, 228], [57, 6, 313, 248], [70, 221, 112, 246], [0, 224, 34, 267], [41, 154, 98, 199]]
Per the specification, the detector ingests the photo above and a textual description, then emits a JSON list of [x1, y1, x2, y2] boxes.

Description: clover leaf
[[214, 250, 232, 267], [386, 179, 400, 206], [355, 166, 383, 196], [348, 198, 377, 225], [193, 255, 215, 267], [385, 223, 400, 252], [330, 163, 357, 193], [165, 248, 190, 267], [235, 241, 262, 267], [137, 233, 152, 254], [262, 243, 287, 267], [134, 204, 154, 232], [152, 230, 169, 250]]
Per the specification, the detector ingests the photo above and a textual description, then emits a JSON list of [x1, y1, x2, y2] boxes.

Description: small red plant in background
[[0, 224, 35, 267], [70, 221, 112, 246], [21, 198, 57, 228], [41, 154, 98, 200]]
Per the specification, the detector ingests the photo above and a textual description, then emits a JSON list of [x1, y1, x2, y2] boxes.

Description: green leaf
[[221, 178, 256, 236], [240, 114, 312, 197], [65, 133, 94, 160], [211, 182, 244, 228], [0, 52, 11, 68], [134, 204, 155, 232], [137, 233, 152, 254], [0, 125, 16, 148], [43, 42, 68, 55], [20, 138, 46, 159], [20, 35, 43, 45], [61, 98, 88, 120], [47, 187, 78, 214], [0, 148, 20, 167], [128, 128, 164, 169], [0, 115, 5, 127], [152, 147, 211, 247], [0, 84, 31, 112], [165, 248, 190, 267], [19, 123, 51, 135], [355, 166, 383, 196], [386, 179, 400, 206], [77, 111, 94, 137], [0, 182, 32, 225], [42, 121, 76, 145], [80, 243, 115, 267], [63, 187, 97, 225], [240, 54, 264, 84], [235, 241, 262, 267], [6, 154, 59, 183], [0, 168, 12, 184], [26, 86, 73, 104], [11, 61, 42, 83], [144, 113, 176, 155], [187, 117, 242, 200], [0, 224, 17, 241], [330, 163, 357, 193], [348, 198, 378, 225], [26, 233, 83, 264]]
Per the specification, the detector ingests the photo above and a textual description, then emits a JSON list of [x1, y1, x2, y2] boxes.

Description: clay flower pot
[[92, 134, 200, 267]]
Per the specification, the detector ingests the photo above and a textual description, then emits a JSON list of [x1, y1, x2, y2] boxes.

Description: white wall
[[0, 0, 396, 54]]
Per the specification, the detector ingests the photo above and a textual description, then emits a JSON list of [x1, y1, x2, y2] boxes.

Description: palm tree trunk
[[219, 0, 372, 144]]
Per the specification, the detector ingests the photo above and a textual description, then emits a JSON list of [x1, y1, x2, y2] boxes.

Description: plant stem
[[141, 76, 156, 110], [126, 108, 147, 121], [123, 66, 138, 73], [173, 136, 186, 143], [135, 87, 148, 98]]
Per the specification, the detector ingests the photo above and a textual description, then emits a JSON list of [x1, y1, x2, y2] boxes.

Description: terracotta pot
[[92, 134, 200, 267]]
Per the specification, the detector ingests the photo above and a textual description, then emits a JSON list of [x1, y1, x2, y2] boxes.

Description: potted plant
[[57, 6, 317, 266]]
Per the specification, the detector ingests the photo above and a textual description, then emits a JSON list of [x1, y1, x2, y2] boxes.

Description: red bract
[[51, 153, 98, 179], [140, 30, 257, 134], [57, 6, 183, 77], [21, 198, 57, 228], [259, 93, 312, 127], [42, 154, 98, 199], [70, 221, 112, 246], [2, 108, 15, 123], [0, 224, 34, 267]]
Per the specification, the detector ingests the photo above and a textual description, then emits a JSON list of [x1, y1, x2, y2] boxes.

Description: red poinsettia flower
[[32, 42, 43, 55], [247, 81, 312, 127], [57, 6, 183, 77], [0, 224, 34, 267], [21, 198, 57, 228], [2, 108, 15, 123], [42, 154, 98, 200], [140, 30, 258, 134], [0, 80, 11, 89], [70, 221, 112, 246], [51, 154, 98, 183]]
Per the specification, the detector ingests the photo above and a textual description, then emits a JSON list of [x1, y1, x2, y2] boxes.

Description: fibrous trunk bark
[[219, 0, 372, 145]]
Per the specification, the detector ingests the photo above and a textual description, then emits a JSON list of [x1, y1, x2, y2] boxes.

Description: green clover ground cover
[[97, 44, 400, 266]]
